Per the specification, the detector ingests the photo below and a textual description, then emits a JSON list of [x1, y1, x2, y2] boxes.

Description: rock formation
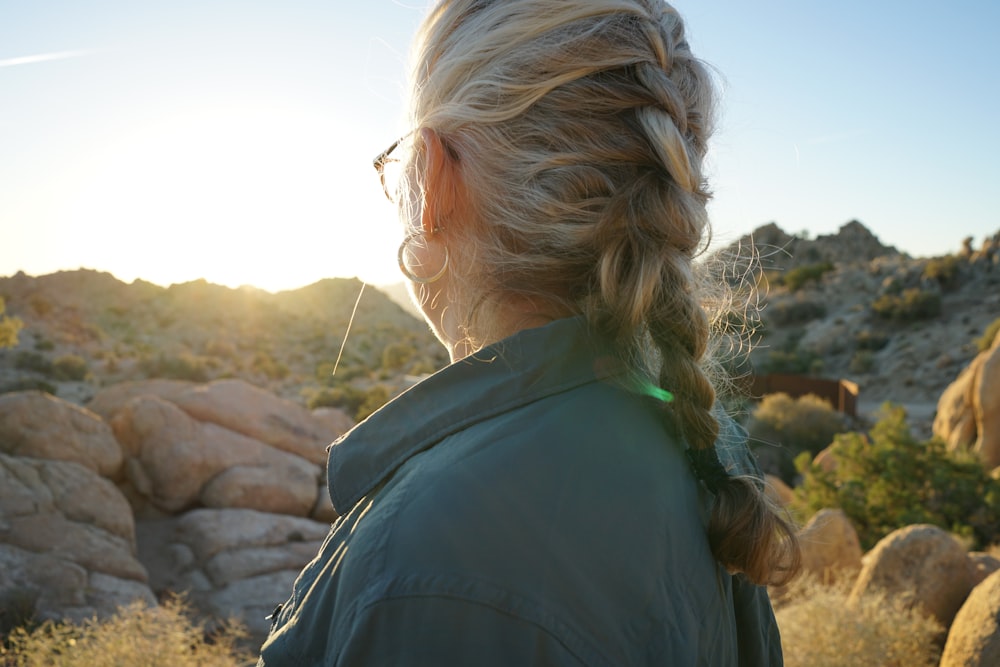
[[934, 332, 1000, 468], [940, 569, 1000, 667], [849, 524, 975, 628], [0, 453, 155, 624], [0, 378, 354, 641]]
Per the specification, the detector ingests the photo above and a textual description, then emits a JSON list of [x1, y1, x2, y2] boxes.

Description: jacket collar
[[327, 316, 626, 514]]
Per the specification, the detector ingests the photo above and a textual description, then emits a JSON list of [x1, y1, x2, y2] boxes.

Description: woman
[[259, 0, 799, 664]]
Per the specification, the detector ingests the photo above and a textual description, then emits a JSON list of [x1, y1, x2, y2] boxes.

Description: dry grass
[[776, 576, 943, 667], [1, 597, 252, 667]]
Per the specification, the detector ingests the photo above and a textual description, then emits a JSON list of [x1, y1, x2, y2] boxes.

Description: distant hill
[[0, 270, 446, 407], [720, 220, 1000, 433]]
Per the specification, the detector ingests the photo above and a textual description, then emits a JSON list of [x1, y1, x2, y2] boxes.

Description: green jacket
[[258, 317, 783, 666]]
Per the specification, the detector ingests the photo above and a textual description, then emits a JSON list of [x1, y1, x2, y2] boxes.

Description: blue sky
[[2, 0, 998, 291]]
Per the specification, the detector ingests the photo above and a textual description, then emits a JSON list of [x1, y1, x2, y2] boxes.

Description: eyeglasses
[[373, 133, 410, 203]]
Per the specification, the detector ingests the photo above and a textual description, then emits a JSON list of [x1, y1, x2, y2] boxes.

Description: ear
[[419, 128, 462, 235]]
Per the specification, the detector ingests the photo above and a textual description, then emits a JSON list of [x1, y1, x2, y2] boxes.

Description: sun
[[55, 101, 403, 292]]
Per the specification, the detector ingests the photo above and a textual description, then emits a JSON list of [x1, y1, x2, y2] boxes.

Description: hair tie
[[686, 447, 729, 494]]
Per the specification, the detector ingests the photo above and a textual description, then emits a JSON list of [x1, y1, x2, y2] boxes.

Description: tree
[[0, 297, 23, 349], [793, 404, 1000, 550]]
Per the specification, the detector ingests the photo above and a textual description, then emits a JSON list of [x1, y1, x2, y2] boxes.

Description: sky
[[2, 0, 998, 292]]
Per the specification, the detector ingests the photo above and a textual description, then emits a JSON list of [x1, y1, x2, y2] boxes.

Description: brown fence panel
[[749, 374, 858, 417]]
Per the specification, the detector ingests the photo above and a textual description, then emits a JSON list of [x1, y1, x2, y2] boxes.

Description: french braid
[[407, 0, 800, 585]]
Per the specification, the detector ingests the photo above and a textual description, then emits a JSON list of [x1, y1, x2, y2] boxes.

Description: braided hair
[[404, 0, 800, 585]]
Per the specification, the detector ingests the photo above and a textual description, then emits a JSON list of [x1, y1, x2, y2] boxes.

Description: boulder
[[797, 509, 863, 582], [849, 524, 975, 628], [940, 569, 1000, 667], [86, 379, 195, 421], [764, 475, 793, 506], [934, 335, 1000, 468], [311, 406, 355, 440], [0, 454, 154, 622], [0, 391, 123, 478], [969, 551, 1000, 587], [111, 395, 319, 515], [136, 509, 330, 638], [170, 379, 340, 465]]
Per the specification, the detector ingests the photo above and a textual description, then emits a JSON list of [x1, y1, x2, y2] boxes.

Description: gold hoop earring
[[398, 230, 449, 284]]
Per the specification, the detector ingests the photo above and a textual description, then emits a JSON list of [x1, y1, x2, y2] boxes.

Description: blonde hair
[[404, 0, 799, 585]]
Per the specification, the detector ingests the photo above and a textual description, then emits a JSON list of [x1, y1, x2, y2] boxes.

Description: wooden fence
[[748, 374, 859, 417]]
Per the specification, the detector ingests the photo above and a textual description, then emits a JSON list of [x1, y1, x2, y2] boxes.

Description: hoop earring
[[398, 230, 449, 284]]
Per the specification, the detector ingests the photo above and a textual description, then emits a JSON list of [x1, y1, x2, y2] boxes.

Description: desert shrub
[[0, 378, 57, 396], [854, 330, 889, 351], [0, 597, 250, 666], [775, 576, 942, 667], [783, 261, 835, 292], [33, 338, 54, 352], [849, 350, 875, 374], [976, 317, 1000, 352], [757, 349, 824, 376], [0, 297, 23, 349], [871, 288, 941, 321], [922, 254, 960, 289], [251, 351, 288, 380], [139, 353, 214, 382], [768, 297, 827, 325], [315, 361, 366, 386], [13, 352, 53, 376], [747, 393, 849, 483], [793, 404, 1000, 550], [51, 355, 89, 381], [304, 384, 368, 416], [356, 385, 391, 421], [408, 358, 438, 376], [381, 342, 416, 371]]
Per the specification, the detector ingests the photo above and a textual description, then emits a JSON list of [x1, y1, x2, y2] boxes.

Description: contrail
[[0, 49, 94, 68]]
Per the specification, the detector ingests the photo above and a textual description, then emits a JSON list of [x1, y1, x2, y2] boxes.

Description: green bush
[[0, 297, 23, 349], [757, 349, 824, 376], [0, 378, 57, 396], [139, 353, 214, 382], [783, 262, 835, 292], [854, 330, 889, 351], [792, 404, 1000, 550], [768, 298, 827, 325], [1, 597, 250, 666], [51, 355, 89, 381], [747, 393, 849, 483], [922, 254, 960, 289], [14, 352, 53, 376], [381, 342, 416, 371], [871, 288, 941, 321], [356, 385, 391, 421], [976, 317, 1000, 352], [848, 350, 875, 374]]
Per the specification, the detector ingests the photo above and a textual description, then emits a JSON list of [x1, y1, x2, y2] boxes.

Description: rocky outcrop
[[969, 551, 1000, 587], [940, 569, 1000, 667], [86, 379, 195, 421], [0, 453, 154, 623], [764, 474, 793, 505], [136, 509, 330, 637], [111, 395, 321, 516], [934, 333, 1000, 468], [849, 524, 975, 628], [169, 379, 338, 465], [0, 374, 352, 636], [0, 391, 123, 478]]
